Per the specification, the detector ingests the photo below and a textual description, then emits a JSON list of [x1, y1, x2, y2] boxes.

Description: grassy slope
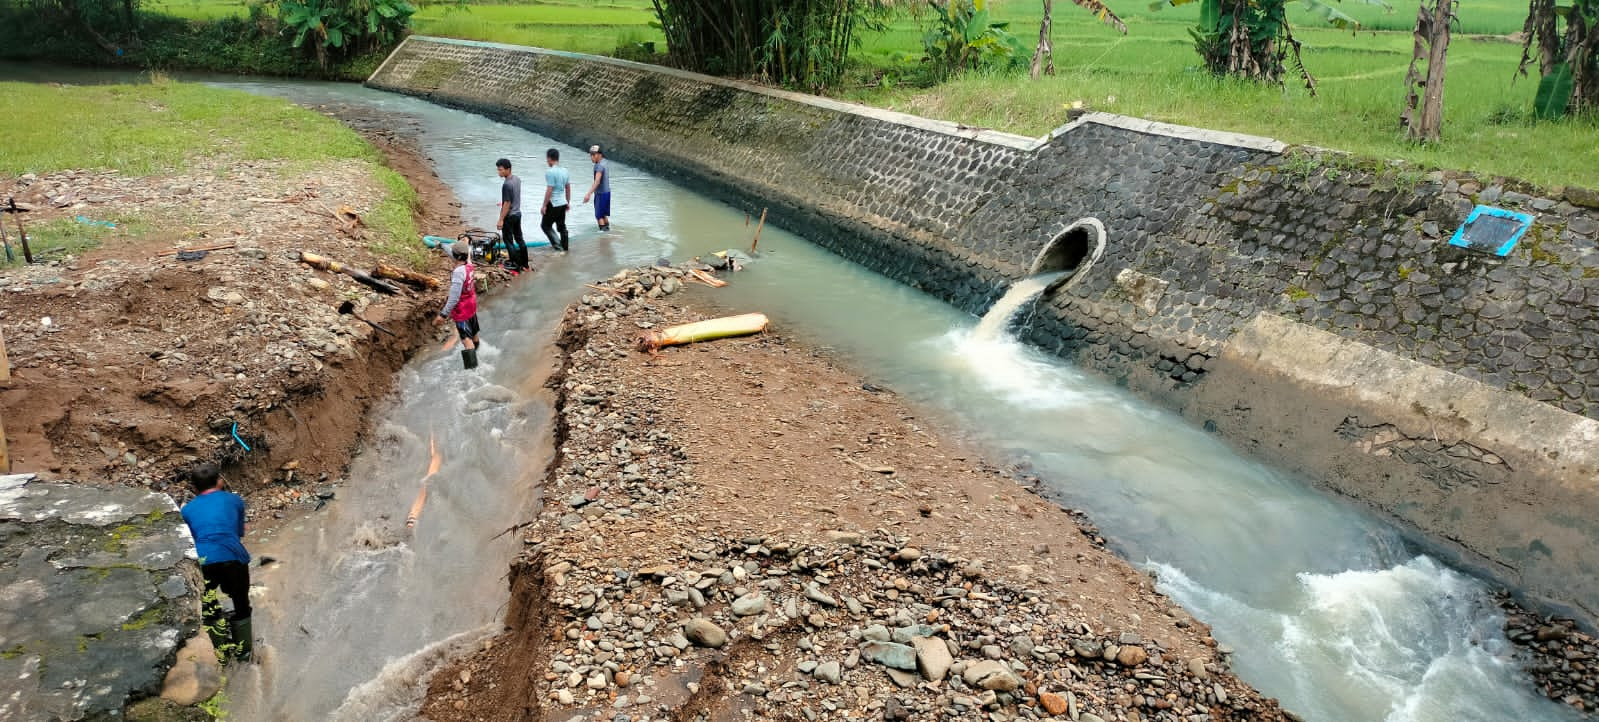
[[145, 0, 1599, 188], [0, 81, 421, 266]]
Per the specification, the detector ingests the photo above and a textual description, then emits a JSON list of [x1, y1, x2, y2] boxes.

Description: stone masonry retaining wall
[[369, 37, 1599, 623]]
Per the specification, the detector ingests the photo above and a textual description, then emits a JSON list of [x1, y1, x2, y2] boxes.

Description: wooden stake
[[750, 208, 768, 253], [156, 242, 237, 257], [8, 199, 33, 265], [0, 325, 9, 472]]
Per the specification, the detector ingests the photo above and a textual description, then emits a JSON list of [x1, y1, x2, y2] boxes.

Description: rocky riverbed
[[420, 265, 1295, 722]]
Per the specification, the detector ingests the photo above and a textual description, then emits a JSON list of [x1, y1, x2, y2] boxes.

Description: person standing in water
[[435, 241, 481, 369], [581, 145, 611, 231], [541, 148, 571, 251], [180, 463, 253, 662], [495, 158, 530, 272]]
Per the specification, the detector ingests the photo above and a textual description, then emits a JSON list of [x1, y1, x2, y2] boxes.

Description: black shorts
[[454, 315, 480, 339]]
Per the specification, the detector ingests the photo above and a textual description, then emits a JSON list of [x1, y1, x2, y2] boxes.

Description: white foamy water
[[1152, 558, 1556, 722], [970, 272, 1067, 341]]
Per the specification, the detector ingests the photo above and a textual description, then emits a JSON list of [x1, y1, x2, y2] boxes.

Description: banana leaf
[[1534, 63, 1574, 119], [639, 313, 770, 352]]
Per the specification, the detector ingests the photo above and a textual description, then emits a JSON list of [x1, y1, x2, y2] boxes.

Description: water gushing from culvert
[[971, 272, 1067, 341]]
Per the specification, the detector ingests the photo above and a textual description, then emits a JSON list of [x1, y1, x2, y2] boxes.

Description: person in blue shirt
[[180, 463, 253, 662], [582, 144, 612, 231], [541, 147, 572, 251]]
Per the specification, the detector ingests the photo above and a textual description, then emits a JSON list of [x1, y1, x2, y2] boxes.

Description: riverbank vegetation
[[0, 79, 419, 263], [0, 0, 399, 80], [19, 0, 1599, 187]]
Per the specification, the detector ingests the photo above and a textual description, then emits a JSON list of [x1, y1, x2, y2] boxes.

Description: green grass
[[0, 80, 378, 176], [142, 0, 1599, 188], [0, 79, 429, 265], [368, 167, 430, 270], [1, 215, 150, 268]]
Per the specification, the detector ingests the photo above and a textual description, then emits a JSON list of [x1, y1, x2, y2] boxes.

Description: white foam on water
[[970, 272, 1067, 341], [1151, 558, 1574, 722], [328, 624, 498, 722]]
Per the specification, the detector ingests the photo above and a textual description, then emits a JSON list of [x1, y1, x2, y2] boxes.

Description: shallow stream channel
[[28, 72, 1580, 721]]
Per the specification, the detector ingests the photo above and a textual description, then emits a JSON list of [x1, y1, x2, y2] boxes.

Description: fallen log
[[639, 312, 768, 352], [298, 251, 400, 295], [372, 262, 440, 290]]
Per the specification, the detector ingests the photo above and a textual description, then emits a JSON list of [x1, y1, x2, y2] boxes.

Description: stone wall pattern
[[369, 37, 1599, 622]]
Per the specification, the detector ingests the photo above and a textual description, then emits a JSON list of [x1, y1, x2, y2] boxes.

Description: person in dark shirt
[[496, 158, 530, 272], [582, 145, 612, 231], [180, 463, 253, 662]]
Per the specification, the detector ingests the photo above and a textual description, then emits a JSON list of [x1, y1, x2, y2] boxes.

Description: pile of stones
[[505, 266, 1290, 722]]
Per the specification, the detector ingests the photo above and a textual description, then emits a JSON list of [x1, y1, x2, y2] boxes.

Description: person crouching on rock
[[180, 463, 254, 663], [436, 240, 482, 369]]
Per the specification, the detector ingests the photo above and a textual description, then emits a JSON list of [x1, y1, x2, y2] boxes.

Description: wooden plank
[[1, 326, 10, 471]]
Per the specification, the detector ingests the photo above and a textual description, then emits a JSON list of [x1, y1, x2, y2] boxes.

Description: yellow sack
[[639, 313, 769, 352]]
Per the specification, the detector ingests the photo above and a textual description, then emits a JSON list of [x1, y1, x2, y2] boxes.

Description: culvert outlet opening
[[1030, 218, 1106, 292]]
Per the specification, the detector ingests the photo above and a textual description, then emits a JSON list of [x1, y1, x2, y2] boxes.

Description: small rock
[[962, 660, 1021, 691], [814, 660, 842, 684], [912, 636, 953, 682], [159, 634, 222, 705], [1116, 645, 1148, 667], [805, 582, 839, 607], [859, 641, 917, 670], [683, 618, 728, 648], [891, 547, 922, 562], [825, 530, 863, 545], [1039, 691, 1068, 716], [731, 593, 768, 616]]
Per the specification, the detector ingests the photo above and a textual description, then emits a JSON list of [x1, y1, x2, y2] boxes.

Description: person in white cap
[[582, 145, 612, 231], [434, 241, 482, 369]]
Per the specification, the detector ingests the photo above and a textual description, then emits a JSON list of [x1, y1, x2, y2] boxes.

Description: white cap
[[588, 145, 602, 154]]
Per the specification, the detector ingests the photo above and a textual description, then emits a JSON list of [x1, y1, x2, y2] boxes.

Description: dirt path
[[420, 268, 1290, 722], [0, 107, 487, 526]]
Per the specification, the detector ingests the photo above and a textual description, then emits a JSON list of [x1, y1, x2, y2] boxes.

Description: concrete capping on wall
[[1048, 112, 1289, 154], [385, 37, 1296, 157], [1208, 313, 1599, 619], [395, 36, 1042, 151]]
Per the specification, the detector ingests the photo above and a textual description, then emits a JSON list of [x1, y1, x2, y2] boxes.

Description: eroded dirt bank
[[420, 267, 1293, 722], [0, 107, 483, 523]]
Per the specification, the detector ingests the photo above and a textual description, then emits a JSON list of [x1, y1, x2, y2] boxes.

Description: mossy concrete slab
[[0, 474, 201, 721]]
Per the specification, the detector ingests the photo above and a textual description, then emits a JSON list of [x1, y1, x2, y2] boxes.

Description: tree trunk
[[122, 0, 137, 44], [1402, 0, 1452, 142], [1031, 0, 1055, 79]]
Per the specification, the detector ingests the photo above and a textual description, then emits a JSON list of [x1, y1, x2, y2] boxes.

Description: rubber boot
[[461, 348, 479, 370], [230, 617, 254, 663]]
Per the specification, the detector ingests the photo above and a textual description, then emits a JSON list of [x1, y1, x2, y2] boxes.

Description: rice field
[[144, 0, 1599, 187]]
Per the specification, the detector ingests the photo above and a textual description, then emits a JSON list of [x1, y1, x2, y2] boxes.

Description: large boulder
[[0, 474, 202, 720]]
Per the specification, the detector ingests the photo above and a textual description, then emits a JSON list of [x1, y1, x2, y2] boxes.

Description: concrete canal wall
[[369, 36, 1599, 623]]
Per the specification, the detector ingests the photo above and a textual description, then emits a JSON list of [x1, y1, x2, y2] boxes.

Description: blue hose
[[231, 423, 252, 452]]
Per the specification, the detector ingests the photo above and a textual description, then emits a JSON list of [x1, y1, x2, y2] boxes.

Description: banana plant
[[922, 0, 1028, 79], [277, 0, 414, 67], [1518, 0, 1598, 118], [1152, 0, 1391, 92]]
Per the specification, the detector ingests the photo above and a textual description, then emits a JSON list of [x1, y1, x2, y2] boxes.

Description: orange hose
[[407, 436, 443, 529]]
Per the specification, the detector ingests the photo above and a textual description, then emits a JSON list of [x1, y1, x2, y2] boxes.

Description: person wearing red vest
[[436, 241, 482, 369]]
